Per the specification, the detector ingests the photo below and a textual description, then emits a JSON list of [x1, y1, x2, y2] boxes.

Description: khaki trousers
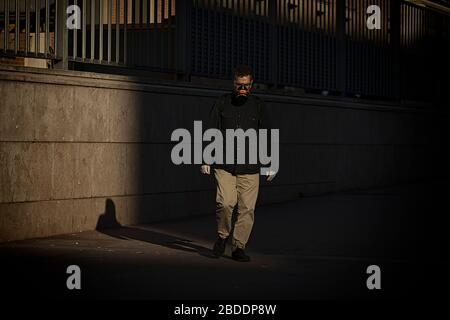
[[214, 168, 260, 249]]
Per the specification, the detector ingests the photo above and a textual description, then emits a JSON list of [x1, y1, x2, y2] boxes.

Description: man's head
[[233, 65, 253, 97]]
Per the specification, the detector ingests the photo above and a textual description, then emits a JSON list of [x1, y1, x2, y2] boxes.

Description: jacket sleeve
[[206, 97, 222, 131]]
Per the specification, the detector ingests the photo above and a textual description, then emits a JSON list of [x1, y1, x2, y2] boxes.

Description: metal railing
[[1, 0, 449, 103], [1, 0, 57, 58], [67, 0, 176, 71]]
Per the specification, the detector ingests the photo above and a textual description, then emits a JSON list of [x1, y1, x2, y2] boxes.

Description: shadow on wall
[[95, 198, 216, 258]]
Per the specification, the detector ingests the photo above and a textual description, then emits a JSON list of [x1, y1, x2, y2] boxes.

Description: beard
[[232, 91, 249, 106]]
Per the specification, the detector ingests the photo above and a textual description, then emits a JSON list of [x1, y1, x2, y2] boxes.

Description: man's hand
[[200, 165, 211, 175]]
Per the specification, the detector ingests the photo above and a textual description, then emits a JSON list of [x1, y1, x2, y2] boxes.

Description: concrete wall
[[1, 66, 448, 242]]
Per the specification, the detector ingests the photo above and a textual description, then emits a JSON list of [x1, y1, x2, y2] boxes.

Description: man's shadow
[[96, 199, 216, 259]]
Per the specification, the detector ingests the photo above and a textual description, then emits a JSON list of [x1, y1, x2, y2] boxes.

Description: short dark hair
[[234, 65, 253, 79]]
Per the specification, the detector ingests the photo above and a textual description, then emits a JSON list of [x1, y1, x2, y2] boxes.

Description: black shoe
[[232, 248, 250, 262], [212, 237, 228, 257]]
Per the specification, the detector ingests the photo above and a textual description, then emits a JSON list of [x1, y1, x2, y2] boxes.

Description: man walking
[[201, 65, 275, 262]]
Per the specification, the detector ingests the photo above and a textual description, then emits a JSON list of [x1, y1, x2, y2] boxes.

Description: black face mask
[[232, 93, 248, 106]]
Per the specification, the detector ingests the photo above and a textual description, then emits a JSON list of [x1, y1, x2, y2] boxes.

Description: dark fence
[[67, 0, 175, 71], [0, 0, 57, 58], [1, 0, 449, 103]]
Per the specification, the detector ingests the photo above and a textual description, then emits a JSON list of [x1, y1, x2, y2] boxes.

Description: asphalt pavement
[[1, 180, 448, 300]]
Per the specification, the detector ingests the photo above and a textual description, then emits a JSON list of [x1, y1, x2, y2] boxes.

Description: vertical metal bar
[[91, 0, 95, 60], [317, 0, 320, 30], [301, 0, 304, 29], [328, 0, 331, 33], [356, 0, 359, 40], [356, 0, 359, 41], [419, 8, 422, 46], [124, 0, 127, 64], [313, 0, 316, 29], [411, 6, 414, 48], [204, 0, 209, 74], [54, 0, 57, 55], [280, 0, 283, 25], [268, 0, 278, 86], [55, 0, 68, 68], [154, 0, 158, 67], [409, 5, 412, 47], [415, 6, 418, 48], [377, 0, 380, 43], [327, 0, 330, 35], [164, 0, 169, 69], [385, 0, 389, 45], [63, 0, 68, 64], [220, 1, 225, 75], [403, 4, 406, 47], [116, 0, 119, 63], [168, 0, 172, 21], [374, 0, 377, 44], [73, 0, 77, 58], [131, 0, 135, 64], [390, 0, 400, 99], [144, 0, 149, 67], [36, 0, 40, 54], [370, 0, 373, 41], [45, 0, 49, 55], [328, 0, 332, 88], [175, 0, 192, 79], [336, 0, 346, 93], [322, 0, 325, 30], [26, 0, 30, 53], [4, 0, 8, 52], [333, 0, 335, 34], [108, 0, 111, 62], [99, 0, 103, 61], [82, 0, 86, 59], [411, 7, 417, 47], [305, 0, 308, 29], [139, 0, 142, 25], [15, 0, 18, 54], [351, 0, 354, 40], [317, 0, 321, 30], [364, 0, 367, 41], [362, 0, 365, 41], [142, 0, 146, 24], [378, 0, 382, 43], [147, 0, 153, 23], [347, 0, 350, 37], [138, 0, 143, 65], [409, 5, 412, 92]]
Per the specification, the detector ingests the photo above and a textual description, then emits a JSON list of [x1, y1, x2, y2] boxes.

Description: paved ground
[[1, 180, 448, 300]]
